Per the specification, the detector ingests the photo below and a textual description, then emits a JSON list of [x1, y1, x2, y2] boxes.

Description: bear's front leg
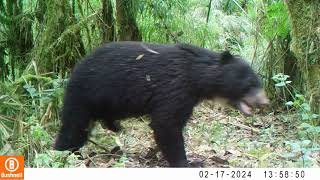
[[151, 122, 188, 167], [149, 95, 199, 167]]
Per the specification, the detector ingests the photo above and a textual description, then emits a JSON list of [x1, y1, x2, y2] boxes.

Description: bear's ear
[[221, 51, 233, 64]]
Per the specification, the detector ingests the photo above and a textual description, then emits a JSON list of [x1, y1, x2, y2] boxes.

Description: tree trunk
[[32, 0, 85, 75], [116, 0, 142, 41], [102, 0, 115, 42], [285, 0, 320, 113]]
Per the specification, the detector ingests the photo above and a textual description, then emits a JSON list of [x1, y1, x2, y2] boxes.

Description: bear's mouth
[[233, 89, 269, 116], [237, 100, 253, 116]]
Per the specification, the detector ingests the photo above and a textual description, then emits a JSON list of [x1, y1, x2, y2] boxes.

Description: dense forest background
[[0, 0, 319, 167]]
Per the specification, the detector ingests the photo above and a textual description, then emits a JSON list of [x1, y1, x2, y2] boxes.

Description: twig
[[206, 0, 213, 23], [40, 102, 52, 125], [0, 114, 18, 122], [85, 154, 97, 167]]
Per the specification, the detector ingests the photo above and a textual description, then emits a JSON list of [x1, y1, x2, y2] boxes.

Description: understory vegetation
[[0, 0, 319, 167]]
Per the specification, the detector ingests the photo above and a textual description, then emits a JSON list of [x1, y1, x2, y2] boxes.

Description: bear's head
[[218, 51, 269, 116]]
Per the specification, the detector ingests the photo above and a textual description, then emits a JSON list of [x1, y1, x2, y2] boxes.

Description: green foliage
[[273, 73, 319, 124], [284, 140, 320, 167], [272, 73, 292, 87], [273, 73, 319, 167], [137, 0, 189, 43], [0, 63, 68, 165], [33, 151, 79, 168], [112, 156, 129, 167], [261, 1, 290, 39], [222, 0, 248, 15]]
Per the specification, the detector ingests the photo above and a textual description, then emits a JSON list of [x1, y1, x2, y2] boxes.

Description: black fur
[[54, 41, 262, 167]]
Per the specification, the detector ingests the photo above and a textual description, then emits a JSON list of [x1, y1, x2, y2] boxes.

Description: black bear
[[54, 41, 269, 167]]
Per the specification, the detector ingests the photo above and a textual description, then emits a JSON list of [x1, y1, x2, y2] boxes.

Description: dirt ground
[[75, 103, 320, 168]]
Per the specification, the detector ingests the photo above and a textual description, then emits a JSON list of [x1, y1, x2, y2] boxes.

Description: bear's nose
[[260, 97, 269, 105], [256, 90, 269, 106]]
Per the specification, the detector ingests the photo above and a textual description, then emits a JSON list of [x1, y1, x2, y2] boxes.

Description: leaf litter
[[75, 102, 320, 167]]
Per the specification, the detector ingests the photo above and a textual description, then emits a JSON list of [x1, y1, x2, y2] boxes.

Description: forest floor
[[72, 103, 320, 168]]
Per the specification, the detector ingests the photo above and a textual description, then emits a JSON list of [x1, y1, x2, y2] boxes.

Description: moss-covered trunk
[[116, 0, 141, 41], [285, 0, 320, 113], [32, 0, 85, 75]]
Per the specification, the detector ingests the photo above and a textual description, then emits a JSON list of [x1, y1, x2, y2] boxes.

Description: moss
[[31, 0, 85, 75], [285, 0, 320, 113]]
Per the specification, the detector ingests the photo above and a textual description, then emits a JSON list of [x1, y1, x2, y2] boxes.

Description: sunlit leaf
[[275, 82, 286, 87], [311, 114, 319, 119], [285, 101, 293, 106]]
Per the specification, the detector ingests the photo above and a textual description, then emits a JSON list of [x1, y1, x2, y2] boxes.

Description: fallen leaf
[[136, 54, 144, 60], [146, 75, 151, 81]]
